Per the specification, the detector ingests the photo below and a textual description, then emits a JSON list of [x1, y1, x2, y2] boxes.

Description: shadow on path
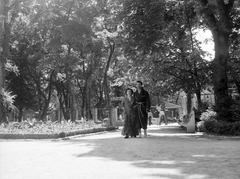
[[61, 123, 240, 179]]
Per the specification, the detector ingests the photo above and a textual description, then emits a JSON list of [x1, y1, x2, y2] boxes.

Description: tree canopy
[[0, 0, 239, 122]]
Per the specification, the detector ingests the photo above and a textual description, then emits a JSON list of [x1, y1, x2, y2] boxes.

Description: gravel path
[[0, 123, 240, 179]]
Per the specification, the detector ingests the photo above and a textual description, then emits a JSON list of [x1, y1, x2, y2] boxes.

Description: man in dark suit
[[134, 81, 151, 137]]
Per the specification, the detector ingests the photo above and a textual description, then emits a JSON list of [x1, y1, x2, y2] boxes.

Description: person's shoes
[[124, 136, 129, 139]]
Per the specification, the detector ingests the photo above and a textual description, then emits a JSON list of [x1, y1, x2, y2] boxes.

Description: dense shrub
[[197, 108, 240, 136], [213, 96, 240, 122], [204, 120, 240, 136], [197, 109, 217, 132]]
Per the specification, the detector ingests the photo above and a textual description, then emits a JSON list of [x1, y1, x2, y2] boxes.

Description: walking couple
[[121, 81, 151, 138]]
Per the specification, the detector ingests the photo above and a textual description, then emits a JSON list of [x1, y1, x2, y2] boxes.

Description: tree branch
[[197, 0, 218, 30]]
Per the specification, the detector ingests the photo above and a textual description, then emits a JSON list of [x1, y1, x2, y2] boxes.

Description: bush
[[197, 108, 240, 135], [204, 120, 240, 136], [213, 96, 240, 122], [228, 96, 240, 122], [199, 109, 217, 122], [196, 97, 240, 135], [196, 121, 205, 132], [197, 109, 216, 132]]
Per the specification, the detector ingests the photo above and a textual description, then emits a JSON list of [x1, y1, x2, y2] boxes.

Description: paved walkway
[[0, 123, 240, 179]]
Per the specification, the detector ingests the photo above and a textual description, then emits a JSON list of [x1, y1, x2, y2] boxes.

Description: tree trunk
[[84, 82, 88, 118], [212, 30, 230, 106], [0, 59, 5, 122], [70, 92, 76, 121], [196, 0, 235, 118], [187, 91, 192, 114], [195, 89, 202, 109], [103, 38, 115, 107], [40, 71, 54, 121], [0, 0, 9, 123]]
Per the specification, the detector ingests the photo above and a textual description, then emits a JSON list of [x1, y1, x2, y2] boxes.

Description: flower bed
[[0, 120, 117, 139]]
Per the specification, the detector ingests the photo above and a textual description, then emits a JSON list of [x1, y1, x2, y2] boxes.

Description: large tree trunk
[[212, 31, 229, 105], [196, 0, 235, 119]]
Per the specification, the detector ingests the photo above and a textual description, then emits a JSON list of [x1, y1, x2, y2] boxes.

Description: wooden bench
[[178, 111, 195, 133]]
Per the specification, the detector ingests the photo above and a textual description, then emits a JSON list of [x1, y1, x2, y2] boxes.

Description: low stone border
[[0, 126, 117, 140]]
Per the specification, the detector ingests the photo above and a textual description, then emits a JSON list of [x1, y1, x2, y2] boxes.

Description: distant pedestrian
[[156, 104, 167, 125], [148, 111, 153, 126]]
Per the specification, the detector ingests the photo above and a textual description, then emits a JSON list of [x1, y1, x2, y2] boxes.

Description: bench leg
[[187, 126, 195, 133]]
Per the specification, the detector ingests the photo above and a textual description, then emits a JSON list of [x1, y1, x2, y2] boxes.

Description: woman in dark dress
[[121, 88, 139, 138]]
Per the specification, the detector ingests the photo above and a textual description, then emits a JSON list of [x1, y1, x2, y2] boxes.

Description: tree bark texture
[[212, 31, 229, 104]]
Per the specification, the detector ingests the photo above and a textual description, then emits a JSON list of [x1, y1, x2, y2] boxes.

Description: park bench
[[178, 111, 195, 133]]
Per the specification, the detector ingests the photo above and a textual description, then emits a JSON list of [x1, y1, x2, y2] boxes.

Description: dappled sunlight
[[145, 173, 208, 179], [68, 138, 215, 179], [135, 160, 195, 165], [192, 154, 219, 158], [63, 128, 240, 179], [133, 160, 208, 179], [185, 174, 208, 179]]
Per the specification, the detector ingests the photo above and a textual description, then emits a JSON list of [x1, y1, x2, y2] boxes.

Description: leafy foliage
[[199, 109, 217, 122], [121, 0, 212, 107], [0, 89, 17, 114]]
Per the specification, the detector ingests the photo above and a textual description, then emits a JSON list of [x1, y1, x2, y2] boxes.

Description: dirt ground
[[0, 123, 240, 179]]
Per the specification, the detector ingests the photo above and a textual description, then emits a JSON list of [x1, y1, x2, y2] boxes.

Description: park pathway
[[0, 123, 240, 179]]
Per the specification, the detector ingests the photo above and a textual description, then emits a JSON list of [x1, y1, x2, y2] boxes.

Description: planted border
[[0, 126, 117, 139]]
